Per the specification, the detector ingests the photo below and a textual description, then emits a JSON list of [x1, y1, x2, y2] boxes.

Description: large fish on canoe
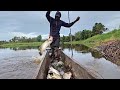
[[39, 36, 53, 55]]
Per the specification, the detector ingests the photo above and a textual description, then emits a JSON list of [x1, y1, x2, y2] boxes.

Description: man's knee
[[54, 47, 60, 59]]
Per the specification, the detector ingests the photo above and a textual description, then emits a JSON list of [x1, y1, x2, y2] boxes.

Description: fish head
[[48, 36, 53, 42]]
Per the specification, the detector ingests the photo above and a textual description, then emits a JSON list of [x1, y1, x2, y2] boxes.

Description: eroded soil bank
[[97, 40, 120, 65]]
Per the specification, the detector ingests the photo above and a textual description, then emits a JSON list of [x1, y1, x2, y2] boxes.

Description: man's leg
[[54, 38, 61, 60], [50, 40, 55, 58]]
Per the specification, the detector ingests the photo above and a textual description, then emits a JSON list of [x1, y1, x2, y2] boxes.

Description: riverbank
[[96, 40, 120, 66], [1, 29, 120, 49], [64, 29, 120, 65]]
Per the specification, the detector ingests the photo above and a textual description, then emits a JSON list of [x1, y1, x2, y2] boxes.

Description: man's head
[[55, 11, 61, 21]]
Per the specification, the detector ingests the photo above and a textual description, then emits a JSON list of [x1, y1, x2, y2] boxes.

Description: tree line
[[0, 22, 108, 44], [61, 23, 108, 42], [0, 35, 42, 44], [9, 35, 42, 43]]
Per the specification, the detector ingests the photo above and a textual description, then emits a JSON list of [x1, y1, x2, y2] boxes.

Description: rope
[[68, 11, 72, 43], [68, 11, 73, 58]]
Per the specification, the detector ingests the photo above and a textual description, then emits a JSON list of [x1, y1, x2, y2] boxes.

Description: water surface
[[0, 45, 120, 79]]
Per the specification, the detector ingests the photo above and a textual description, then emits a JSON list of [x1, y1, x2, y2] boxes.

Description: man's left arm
[[62, 17, 80, 28]]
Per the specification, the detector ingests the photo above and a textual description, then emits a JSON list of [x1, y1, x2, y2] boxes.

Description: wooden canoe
[[33, 49, 103, 79]]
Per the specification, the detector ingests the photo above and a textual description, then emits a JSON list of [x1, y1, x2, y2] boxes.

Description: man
[[46, 11, 80, 59]]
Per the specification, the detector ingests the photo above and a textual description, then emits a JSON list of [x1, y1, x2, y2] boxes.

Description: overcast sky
[[0, 11, 120, 41]]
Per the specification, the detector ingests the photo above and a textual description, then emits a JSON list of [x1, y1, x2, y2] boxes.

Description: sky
[[0, 11, 120, 41]]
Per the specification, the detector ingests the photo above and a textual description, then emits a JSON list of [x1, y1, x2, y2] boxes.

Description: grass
[[64, 29, 120, 48], [0, 42, 42, 48]]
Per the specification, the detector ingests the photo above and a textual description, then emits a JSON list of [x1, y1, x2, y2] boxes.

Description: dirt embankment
[[97, 40, 120, 65]]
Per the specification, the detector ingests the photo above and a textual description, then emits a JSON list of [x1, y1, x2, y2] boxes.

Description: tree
[[60, 35, 65, 42], [84, 30, 92, 39], [11, 36, 18, 42], [37, 35, 42, 42], [72, 35, 75, 41], [92, 23, 107, 36], [63, 35, 65, 42], [75, 31, 82, 41], [80, 30, 92, 40]]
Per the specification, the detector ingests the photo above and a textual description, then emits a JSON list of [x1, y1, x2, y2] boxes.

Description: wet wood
[[60, 51, 102, 79], [33, 51, 50, 79]]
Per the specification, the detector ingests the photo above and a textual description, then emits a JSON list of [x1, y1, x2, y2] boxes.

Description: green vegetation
[[9, 35, 42, 43], [0, 35, 44, 48], [37, 35, 42, 42], [0, 22, 120, 49], [61, 22, 108, 42], [64, 29, 120, 48], [0, 42, 42, 48], [92, 23, 108, 35]]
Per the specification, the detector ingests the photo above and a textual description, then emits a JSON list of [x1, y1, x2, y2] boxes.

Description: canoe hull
[[33, 50, 103, 79]]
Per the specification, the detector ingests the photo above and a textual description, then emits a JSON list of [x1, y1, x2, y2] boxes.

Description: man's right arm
[[46, 11, 52, 22], [61, 17, 80, 28]]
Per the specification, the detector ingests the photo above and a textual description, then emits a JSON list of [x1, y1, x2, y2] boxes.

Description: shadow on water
[[63, 44, 120, 66], [62, 44, 103, 59]]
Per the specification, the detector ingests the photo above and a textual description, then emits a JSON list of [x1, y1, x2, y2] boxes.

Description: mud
[[97, 40, 120, 65]]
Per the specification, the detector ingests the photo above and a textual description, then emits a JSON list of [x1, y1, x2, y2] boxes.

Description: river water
[[0, 48, 39, 79], [0, 45, 120, 79]]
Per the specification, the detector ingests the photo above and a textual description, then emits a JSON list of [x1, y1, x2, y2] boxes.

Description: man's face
[[55, 16, 60, 21]]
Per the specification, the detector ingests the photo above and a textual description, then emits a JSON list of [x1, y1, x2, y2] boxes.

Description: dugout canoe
[[33, 49, 103, 79]]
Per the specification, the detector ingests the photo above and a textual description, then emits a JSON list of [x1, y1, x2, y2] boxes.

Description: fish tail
[[39, 52, 42, 56]]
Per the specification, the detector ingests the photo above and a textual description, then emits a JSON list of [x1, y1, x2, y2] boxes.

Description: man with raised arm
[[46, 11, 80, 60]]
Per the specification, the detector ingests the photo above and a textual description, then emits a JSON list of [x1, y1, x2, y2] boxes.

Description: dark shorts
[[50, 37, 60, 49]]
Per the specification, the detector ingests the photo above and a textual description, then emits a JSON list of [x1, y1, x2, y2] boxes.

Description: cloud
[[9, 32, 38, 38], [41, 34, 49, 40], [0, 11, 120, 41]]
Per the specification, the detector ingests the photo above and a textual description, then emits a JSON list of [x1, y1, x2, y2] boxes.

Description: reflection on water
[[9, 46, 39, 51], [62, 44, 103, 59], [62, 44, 120, 79], [0, 44, 120, 79]]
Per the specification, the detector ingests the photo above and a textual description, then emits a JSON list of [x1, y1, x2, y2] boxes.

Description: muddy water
[[0, 44, 120, 79], [0, 48, 40, 79]]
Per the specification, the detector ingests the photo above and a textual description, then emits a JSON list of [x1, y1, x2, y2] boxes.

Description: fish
[[47, 67, 62, 79], [63, 72, 72, 79], [47, 73, 62, 79], [48, 67, 60, 75], [59, 70, 65, 76], [39, 36, 53, 56], [57, 61, 64, 67], [51, 60, 58, 68]]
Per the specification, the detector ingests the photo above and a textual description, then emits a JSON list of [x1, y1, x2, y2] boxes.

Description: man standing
[[46, 11, 80, 60]]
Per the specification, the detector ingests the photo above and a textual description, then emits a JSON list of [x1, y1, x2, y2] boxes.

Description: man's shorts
[[50, 37, 60, 49]]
